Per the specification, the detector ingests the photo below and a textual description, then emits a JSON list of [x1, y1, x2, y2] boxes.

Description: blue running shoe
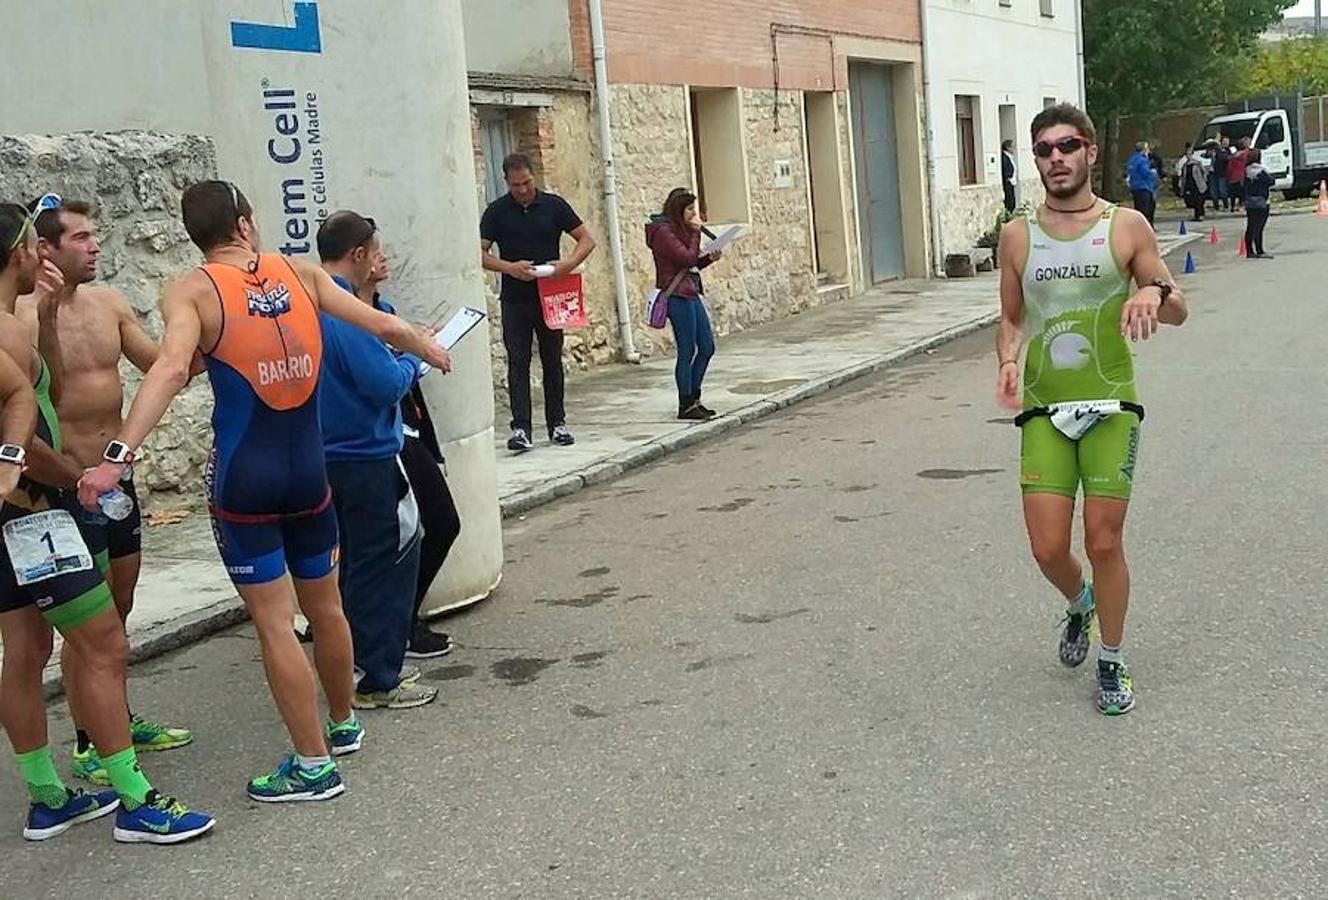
[[23, 788, 120, 841], [247, 755, 345, 803], [113, 790, 215, 844], [326, 716, 365, 757]]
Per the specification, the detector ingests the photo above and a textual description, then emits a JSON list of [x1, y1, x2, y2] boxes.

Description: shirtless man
[[79, 181, 452, 801], [0, 199, 212, 843], [20, 199, 192, 786]]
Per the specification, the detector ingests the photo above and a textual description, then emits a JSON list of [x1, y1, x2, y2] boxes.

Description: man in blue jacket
[[316, 211, 446, 711], [1126, 141, 1158, 227]]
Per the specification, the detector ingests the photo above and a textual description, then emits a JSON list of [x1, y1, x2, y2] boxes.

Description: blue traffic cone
[[1179, 220, 1188, 236], [1183, 251, 1196, 274]]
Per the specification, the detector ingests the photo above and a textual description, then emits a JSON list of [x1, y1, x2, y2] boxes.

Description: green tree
[[1083, 0, 1294, 195], [1231, 36, 1328, 95]]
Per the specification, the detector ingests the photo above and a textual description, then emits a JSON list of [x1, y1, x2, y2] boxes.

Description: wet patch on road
[[570, 704, 609, 719], [734, 608, 810, 625], [834, 511, 890, 524], [698, 498, 754, 513], [578, 566, 611, 578], [916, 468, 1004, 479], [685, 653, 754, 672], [987, 417, 1015, 425], [491, 657, 560, 686], [571, 651, 611, 668], [841, 484, 878, 493], [538, 586, 620, 608], [425, 664, 477, 683]]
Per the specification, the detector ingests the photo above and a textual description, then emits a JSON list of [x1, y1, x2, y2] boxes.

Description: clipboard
[[418, 306, 486, 376]]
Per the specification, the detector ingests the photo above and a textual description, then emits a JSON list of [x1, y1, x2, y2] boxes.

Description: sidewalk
[[22, 230, 1198, 687]]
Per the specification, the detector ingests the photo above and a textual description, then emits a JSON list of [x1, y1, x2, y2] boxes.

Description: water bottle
[[98, 488, 134, 522]]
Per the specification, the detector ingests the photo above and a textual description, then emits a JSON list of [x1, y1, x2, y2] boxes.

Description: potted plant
[[974, 203, 1030, 269]]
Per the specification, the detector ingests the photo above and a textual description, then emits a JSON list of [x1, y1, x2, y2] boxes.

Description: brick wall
[[568, 0, 594, 78], [599, 0, 920, 88]]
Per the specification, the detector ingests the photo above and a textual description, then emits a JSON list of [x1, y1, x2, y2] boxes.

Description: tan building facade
[[461, 0, 931, 396]]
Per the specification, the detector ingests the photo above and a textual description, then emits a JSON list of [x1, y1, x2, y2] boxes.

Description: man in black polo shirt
[[481, 153, 597, 453]]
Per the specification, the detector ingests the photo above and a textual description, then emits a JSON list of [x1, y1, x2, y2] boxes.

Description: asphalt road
[[3, 210, 1327, 899]]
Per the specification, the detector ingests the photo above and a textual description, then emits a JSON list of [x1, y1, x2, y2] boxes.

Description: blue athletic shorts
[[209, 503, 339, 586]]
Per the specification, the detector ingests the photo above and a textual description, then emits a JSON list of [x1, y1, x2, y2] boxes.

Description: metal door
[[850, 62, 905, 282]]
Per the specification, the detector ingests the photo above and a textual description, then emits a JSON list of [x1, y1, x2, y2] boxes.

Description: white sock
[[1099, 644, 1124, 665], [330, 711, 357, 727], [1068, 582, 1093, 612], [296, 754, 331, 772]]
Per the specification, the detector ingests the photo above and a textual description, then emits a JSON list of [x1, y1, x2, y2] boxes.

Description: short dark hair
[[181, 180, 253, 252], [33, 198, 92, 246], [1001, 139, 1014, 151], [1247, 147, 1262, 163], [502, 152, 534, 177], [663, 189, 696, 232], [1030, 103, 1097, 146], [1, 203, 28, 270], [316, 210, 377, 262]]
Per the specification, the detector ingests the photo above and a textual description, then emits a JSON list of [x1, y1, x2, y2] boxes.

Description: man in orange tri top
[[78, 181, 452, 802]]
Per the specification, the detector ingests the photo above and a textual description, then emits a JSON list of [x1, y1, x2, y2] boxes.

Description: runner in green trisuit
[[996, 104, 1189, 715]]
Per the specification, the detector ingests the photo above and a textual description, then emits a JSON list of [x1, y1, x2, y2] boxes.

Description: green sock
[[15, 746, 67, 808], [102, 746, 152, 808]]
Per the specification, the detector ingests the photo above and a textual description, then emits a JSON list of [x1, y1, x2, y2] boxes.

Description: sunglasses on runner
[[6, 193, 62, 253], [1032, 135, 1091, 158]]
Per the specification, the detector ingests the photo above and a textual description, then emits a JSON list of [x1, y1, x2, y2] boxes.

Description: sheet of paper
[[701, 224, 742, 255], [418, 306, 487, 376]]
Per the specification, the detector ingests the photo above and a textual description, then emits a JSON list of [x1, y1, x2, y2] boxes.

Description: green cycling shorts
[[1020, 412, 1141, 501]]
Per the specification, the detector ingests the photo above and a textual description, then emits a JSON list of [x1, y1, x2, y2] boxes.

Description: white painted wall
[[0, 0, 503, 611], [924, 0, 1081, 253], [460, 0, 575, 76]]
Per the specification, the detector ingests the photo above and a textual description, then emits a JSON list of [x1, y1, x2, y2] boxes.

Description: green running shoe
[[70, 747, 110, 786], [130, 714, 193, 752], [326, 716, 365, 757], [247, 755, 345, 803], [1096, 659, 1136, 716], [1058, 606, 1096, 668]]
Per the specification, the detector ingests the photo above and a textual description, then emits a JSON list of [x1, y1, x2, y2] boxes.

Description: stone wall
[[611, 84, 828, 354], [474, 83, 873, 403], [935, 176, 1045, 259], [0, 131, 216, 507]]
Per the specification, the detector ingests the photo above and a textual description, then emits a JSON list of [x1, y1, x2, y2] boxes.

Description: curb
[[499, 310, 1001, 519]]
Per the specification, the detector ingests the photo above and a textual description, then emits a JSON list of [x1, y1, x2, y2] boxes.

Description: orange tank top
[[201, 253, 323, 411]]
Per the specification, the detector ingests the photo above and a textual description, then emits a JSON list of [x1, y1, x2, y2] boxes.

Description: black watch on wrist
[[1151, 279, 1172, 307]]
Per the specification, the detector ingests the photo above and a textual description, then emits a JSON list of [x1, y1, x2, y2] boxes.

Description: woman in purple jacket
[[645, 190, 723, 420]]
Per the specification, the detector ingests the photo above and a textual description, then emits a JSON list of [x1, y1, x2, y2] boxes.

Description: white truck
[[1197, 92, 1328, 198]]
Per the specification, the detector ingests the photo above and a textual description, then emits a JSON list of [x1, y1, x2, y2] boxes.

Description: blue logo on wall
[[231, 1, 322, 53]]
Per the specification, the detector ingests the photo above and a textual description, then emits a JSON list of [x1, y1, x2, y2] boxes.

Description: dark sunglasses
[[1033, 135, 1091, 158]]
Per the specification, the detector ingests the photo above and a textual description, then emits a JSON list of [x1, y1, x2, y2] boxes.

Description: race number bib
[[2, 509, 94, 586]]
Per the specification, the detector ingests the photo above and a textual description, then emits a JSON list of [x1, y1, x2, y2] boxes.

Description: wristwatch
[[103, 440, 136, 466], [1151, 279, 1173, 306], [0, 444, 26, 467]]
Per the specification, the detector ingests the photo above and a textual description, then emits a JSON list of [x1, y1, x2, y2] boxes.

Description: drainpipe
[[587, 0, 640, 363], [1074, 0, 1086, 105], [918, 0, 946, 276]]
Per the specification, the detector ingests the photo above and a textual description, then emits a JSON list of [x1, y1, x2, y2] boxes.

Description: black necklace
[[1045, 197, 1100, 214]]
